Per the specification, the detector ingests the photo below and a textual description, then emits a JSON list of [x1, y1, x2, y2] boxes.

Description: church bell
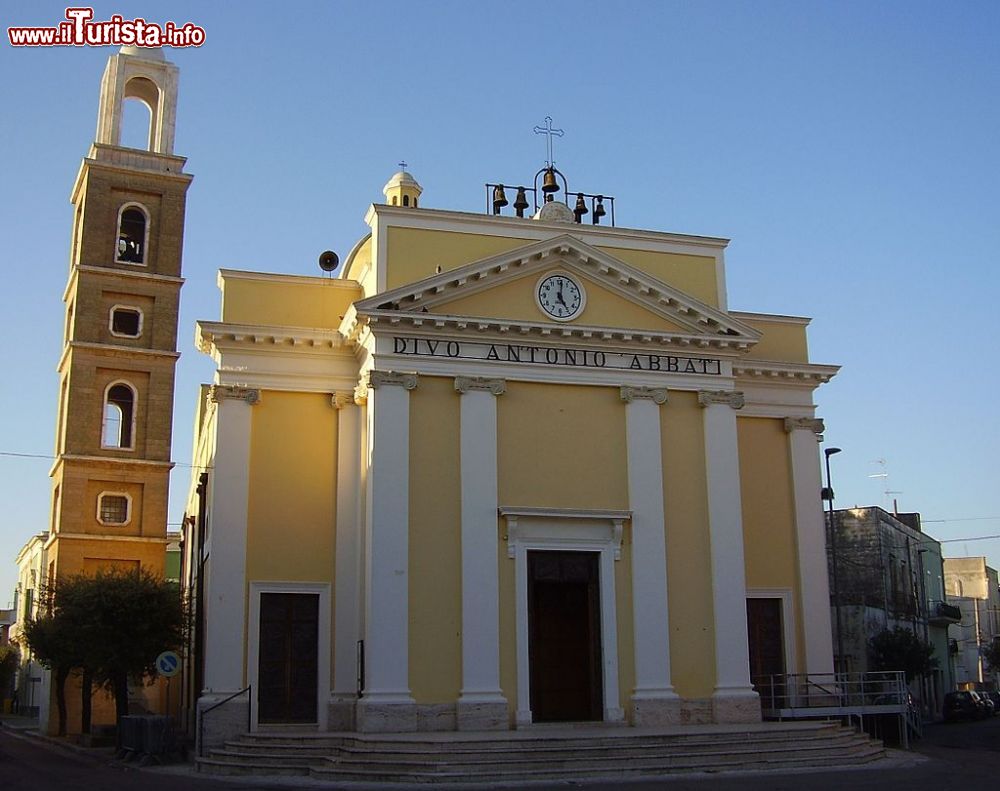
[[541, 168, 560, 194], [492, 184, 509, 214]]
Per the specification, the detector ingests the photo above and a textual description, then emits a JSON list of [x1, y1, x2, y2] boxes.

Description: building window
[[115, 204, 148, 265], [97, 493, 131, 526], [109, 306, 143, 338], [402, 194, 410, 207], [102, 382, 136, 449]]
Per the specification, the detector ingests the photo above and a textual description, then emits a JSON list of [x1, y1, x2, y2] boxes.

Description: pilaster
[[698, 389, 760, 723], [455, 377, 508, 730], [330, 391, 363, 730], [356, 371, 418, 733], [784, 417, 836, 676], [621, 385, 680, 725], [202, 386, 259, 694]]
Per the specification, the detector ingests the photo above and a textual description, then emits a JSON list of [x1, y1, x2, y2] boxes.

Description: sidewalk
[[0, 711, 116, 763]]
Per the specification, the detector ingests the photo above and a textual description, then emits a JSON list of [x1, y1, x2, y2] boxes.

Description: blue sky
[[2, 1, 998, 605]]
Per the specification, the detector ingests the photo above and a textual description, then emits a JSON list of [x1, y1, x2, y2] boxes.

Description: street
[[1, 716, 998, 790]]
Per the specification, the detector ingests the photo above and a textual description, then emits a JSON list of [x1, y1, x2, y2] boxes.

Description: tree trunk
[[55, 666, 69, 737], [112, 671, 129, 750], [81, 668, 92, 735]]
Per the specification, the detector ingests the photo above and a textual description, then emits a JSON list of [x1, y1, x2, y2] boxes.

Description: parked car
[[943, 690, 988, 721]]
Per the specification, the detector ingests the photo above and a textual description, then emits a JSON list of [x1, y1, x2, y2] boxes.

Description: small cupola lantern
[[383, 162, 423, 208]]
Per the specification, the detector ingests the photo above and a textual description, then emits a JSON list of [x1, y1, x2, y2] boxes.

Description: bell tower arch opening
[[96, 47, 179, 155]]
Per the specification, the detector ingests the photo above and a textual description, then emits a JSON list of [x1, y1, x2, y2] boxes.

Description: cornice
[[733, 359, 840, 385], [44, 532, 172, 551], [196, 321, 347, 355], [64, 265, 185, 302], [218, 268, 361, 289], [729, 310, 811, 326], [50, 454, 173, 477]]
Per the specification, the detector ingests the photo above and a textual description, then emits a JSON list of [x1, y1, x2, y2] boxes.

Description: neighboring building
[[944, 557, 1000, 689], [10, 533, 49, 721], [25, 46, 192, 735], [184, 154, 841, 748], [826, 507, 959, 719]]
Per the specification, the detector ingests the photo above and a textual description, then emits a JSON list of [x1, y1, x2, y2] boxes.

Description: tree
[[23, 568, 186, 733], [22, 608, 83, 736], [869, 627, 938, 682]]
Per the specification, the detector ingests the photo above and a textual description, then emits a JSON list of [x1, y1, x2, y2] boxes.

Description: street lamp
[[824, 447, 845, 675]]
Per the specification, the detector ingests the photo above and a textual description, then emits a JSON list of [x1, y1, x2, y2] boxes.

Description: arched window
[[402, 194, 410, 206], [115, 204, 148, 265], [391, 196, 398, 206], [413, 198, 418, 208], [102, 382, 136, 449]]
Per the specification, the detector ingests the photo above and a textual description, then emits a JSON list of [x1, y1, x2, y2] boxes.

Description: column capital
[[783, 417, 825, 436], [331, 391, 357, 410], [620, 386, 668, 405], [365, 370, 419, 391], [697, 389, 744, 410], [209, 385, 260, 405], [455, 376, 506, 396]]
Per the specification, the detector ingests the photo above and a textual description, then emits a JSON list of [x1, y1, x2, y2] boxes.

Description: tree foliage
[[869, 627, 938, 682], [22, 567, 186, 729]]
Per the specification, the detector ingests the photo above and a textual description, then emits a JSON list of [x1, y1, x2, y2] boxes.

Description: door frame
[[502, 507, 626, 726], [247, 581, 331, 731]]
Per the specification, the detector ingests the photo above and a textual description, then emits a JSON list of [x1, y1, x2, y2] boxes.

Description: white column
[[198, 385, 256, 749], [356, 371, 418, 732], [698, 390, 761, 723], [455, 376, 508, 730], [330, 392, 363, 730], [621, 386, 680, 725], [784, 418, 836, 678]]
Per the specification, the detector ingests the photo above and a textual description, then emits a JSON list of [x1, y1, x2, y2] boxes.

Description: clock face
[[536, 273, 585, 321]]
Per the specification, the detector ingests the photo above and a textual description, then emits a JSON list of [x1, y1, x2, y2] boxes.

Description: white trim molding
[[247, 581, 331, 732], [108, 304, 144, 338], [96, 491, 132, 526], [499, 507, 628, 726]]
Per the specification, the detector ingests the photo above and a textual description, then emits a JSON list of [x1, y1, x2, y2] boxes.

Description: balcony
[[928, 600, 962, 625]]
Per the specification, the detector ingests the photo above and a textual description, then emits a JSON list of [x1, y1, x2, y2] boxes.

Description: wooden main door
[[746, 597, 785, 708], [528, 551, 603, 722], [258, 592, 319, 724]]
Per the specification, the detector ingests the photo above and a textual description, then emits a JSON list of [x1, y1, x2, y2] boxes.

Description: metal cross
[[398, 160, 407, 171], [533, 116, 564, 167]]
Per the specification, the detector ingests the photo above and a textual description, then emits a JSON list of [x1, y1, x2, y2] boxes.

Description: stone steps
[[197, 722, 886, 782]]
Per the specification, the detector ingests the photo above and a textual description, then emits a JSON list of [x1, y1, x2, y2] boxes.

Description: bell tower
[[47, 46, 193, 584]]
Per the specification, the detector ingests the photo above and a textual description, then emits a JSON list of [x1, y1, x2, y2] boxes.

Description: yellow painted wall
[[737, 416, 803, 669], [662, 391, 716, 698], [50, 536, 164, 580], [386, 228, 533, 290], [408, 376, 462, 703], [245, 391, 336, 583], [221, 274, 361, 329], [598, 247, 719, 307], [497, 382, 628, 510], [739, 318, 809, 363], [438, 270, 688, 333]]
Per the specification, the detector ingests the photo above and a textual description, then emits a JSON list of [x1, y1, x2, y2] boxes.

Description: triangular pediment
[[351, 235, 760, 347]]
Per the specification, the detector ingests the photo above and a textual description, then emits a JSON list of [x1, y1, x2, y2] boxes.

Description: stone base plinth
[[356, 698, 418, 732], [631, 694, 682, 726], [197, 692, 250, 754], [327, 696, 356, 731], [457, 699, 509, 731], [711, 688, 762, 723]]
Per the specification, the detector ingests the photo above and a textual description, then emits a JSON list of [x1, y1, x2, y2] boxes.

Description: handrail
[[198, 685, 250, 758]]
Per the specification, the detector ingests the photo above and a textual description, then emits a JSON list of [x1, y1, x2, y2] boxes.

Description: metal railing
[[752, 671, 917, 748], [197, 685, 250, 757]]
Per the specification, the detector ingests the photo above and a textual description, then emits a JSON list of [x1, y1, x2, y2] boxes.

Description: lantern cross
[[533, 116, 564, 167]]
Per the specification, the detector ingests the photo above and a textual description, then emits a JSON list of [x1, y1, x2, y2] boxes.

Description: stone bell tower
[[46, 46, 192, 587]]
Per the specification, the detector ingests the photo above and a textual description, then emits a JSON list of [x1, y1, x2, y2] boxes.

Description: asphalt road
[[1, 715, 998, 791]]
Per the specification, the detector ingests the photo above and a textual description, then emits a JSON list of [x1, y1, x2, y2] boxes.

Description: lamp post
[[824, 447, 845, 674]]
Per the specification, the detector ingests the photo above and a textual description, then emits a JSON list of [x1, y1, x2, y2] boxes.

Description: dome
[[383, 170, 421, 193]]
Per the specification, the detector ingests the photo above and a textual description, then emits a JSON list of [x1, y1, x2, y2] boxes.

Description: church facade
[[186, 166, 839, 745]]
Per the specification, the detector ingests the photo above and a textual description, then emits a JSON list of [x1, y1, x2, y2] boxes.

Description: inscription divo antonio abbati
[[392, 337, 722, 375]]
